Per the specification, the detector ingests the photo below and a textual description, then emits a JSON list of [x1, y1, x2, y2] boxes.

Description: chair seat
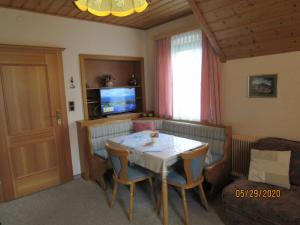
[[95, 148, 108, 160], [127, 165, 153, 181], [205, 152, 223, 167], [167, 170, 187, 185]]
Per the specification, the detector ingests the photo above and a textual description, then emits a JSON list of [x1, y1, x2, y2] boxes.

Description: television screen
[[100, 87, 136, 115]]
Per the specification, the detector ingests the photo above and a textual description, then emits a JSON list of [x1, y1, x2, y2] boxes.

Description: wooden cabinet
[[79, 54, 145, 120]]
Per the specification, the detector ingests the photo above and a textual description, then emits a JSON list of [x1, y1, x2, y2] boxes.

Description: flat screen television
[[100, 87, 136, 115]]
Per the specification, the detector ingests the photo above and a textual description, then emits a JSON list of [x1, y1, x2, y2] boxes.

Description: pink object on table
[[133, 121, 155, 132]]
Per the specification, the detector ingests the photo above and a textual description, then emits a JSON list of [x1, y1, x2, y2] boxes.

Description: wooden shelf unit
[[79, 54, 145, 120]]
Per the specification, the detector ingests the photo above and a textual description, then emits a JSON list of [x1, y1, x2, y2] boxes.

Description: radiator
[[232, 134, 259, 177]]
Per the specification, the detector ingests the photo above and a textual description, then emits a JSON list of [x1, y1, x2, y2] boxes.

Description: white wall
[[221, 52, 300, 141], [0, 8, 145, 175]]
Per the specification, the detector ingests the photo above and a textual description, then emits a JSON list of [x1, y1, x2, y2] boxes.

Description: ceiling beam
[[186, 0, 226, 62]]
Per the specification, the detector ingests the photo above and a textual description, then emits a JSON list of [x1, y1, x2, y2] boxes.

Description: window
[[171, 30, 202, 121]]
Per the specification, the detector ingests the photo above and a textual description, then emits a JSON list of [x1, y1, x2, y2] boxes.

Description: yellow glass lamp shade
[[74, 0, 149, 17]]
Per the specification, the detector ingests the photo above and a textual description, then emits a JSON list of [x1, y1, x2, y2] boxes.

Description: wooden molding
[[0, 44, 65, 52], [186, 0, 226, 62], [153, 24, 200, 40]]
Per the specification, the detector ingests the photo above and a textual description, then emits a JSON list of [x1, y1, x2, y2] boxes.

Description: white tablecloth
[[107, 131, 206, 178]]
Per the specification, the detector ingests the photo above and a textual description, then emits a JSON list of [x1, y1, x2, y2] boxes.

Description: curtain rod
[[153, 24, 201, 40]]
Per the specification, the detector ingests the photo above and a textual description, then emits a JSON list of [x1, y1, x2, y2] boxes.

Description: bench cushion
[[167, 170, 186, 185], [94, 148, 108, 160], [127, 165, 153, 181]]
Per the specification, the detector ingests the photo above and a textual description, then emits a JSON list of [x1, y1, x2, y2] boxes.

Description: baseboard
[[0, 180, 4, 202], [73, 174, 82, 180]]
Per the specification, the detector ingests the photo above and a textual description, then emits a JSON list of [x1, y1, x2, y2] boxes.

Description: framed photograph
[[248, 74, 278, 97]]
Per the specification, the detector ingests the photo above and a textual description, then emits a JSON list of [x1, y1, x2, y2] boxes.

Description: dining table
[[107, 130, 207, 225]]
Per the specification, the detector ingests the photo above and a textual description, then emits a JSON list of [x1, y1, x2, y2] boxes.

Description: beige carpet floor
[[0, 178, 226, 225]]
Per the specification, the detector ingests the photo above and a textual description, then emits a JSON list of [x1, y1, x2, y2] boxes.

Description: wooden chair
[[106, 143, 156, 221], [157, 144, 209, 225]]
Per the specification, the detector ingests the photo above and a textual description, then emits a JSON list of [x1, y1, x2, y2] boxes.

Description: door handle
[[55, 111, 62, 126]]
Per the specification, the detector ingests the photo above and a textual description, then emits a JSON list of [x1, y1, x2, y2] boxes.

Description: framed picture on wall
[[248, 74, 278, 97]]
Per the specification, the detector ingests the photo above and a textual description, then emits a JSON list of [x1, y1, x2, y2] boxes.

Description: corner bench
[[81, 118, 231, 193]]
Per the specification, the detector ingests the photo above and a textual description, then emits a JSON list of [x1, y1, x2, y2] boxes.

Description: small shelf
[[87, 85, 141, 91], [80, 54, 145, 120]]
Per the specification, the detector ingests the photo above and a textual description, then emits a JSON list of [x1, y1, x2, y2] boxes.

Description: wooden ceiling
[[189, 0, 300, 60], [0, 0, 193, 30], [1, 0, 300, 60]]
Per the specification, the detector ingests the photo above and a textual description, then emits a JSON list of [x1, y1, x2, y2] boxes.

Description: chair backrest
[[181, 144, 209, 184], [105, 144, 129, 180]]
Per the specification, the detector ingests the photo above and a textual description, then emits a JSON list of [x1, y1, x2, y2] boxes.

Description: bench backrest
[[161, 120, 226, 157], [88, 120, 133, 153]]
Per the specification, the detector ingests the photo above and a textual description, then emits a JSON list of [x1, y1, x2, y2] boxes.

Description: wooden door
[[0, 45, 73, 201]]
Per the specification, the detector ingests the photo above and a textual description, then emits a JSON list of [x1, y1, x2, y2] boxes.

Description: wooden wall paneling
[[11, 0, 25, 7], [134, 4, 192, 29], [196, 0, 237, 13], [187, 0, 226, 62], [224, 36, 300, 59], [219, 23, 300, 49], [203, 5, 236, 23], [45, 0, 68, 14], [102, 0, 177, 24], [209, 0, 299, 32], [203, 0, 283, 23], [113, 0, 192, 28], [215, 12, 300, 40], [22, 0, 37, 10], [56, 1, 74, 16], [0, 0, 192, 30]]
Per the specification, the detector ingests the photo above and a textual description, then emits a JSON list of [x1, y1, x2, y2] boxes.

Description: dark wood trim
[[186, 0, 226, 62]]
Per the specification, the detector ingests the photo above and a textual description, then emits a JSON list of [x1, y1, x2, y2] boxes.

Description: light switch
[[69, 101, 75, 111]]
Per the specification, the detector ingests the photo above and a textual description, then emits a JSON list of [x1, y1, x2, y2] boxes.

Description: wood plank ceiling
[[192, 0, 300, 60], [1, 0, 300, 60], [0, 0, 193, 30]]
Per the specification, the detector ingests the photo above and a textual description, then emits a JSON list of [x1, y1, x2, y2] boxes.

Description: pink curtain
[[201, 33, 221, 124], [154, 37, 173, 119]]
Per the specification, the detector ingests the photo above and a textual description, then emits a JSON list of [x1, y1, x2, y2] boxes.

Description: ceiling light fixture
[[74, 0, 149, 17]]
